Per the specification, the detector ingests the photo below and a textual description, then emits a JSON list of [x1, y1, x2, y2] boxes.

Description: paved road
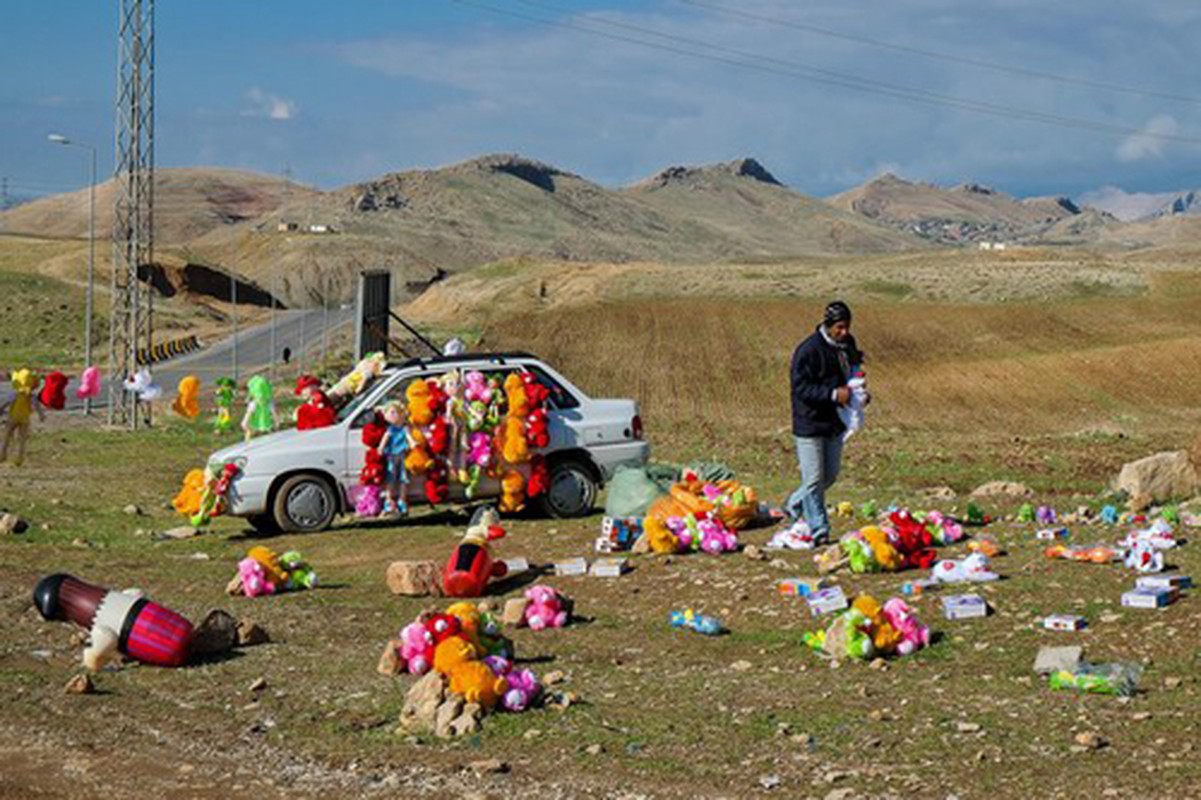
[[2, 306, 355, 412]]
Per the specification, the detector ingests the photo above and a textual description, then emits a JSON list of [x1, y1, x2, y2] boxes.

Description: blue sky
[[3, 0, 1201, 202]]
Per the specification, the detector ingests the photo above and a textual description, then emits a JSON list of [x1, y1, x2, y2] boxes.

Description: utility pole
[[321, 274, 329, 367], [108, 0, 155, 429], [298, 294, 306, 376], [231, 268, 238, 383], [269, 267, 277, 382]]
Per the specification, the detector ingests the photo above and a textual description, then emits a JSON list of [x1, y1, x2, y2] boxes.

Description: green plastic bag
[[604, 466, 668, 518]]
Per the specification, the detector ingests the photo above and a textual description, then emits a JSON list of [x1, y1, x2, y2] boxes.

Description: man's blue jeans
[[785, 434, 844, 542]]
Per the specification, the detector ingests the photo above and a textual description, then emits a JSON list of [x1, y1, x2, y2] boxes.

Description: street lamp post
[[48, 134, 97, 414]]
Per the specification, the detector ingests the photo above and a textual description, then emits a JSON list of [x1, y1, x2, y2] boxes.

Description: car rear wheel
[[272, 474, 338, 533], [538, 457, 598, 518]]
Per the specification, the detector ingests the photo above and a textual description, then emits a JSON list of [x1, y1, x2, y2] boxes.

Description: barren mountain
[[0, 167, 318, 244], [830, 173, 1080, 244]]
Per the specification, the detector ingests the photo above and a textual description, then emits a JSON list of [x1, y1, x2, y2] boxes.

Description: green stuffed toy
[[1016, 502, 1035, 524], [840, 534, 879, 574], [280, 550, 318, 591]]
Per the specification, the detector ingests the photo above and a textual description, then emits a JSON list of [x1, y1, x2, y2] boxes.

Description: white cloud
[[1077, 184, 1176, 220], [1116, 115, 1179, 163], [242, 87, 297, 121]]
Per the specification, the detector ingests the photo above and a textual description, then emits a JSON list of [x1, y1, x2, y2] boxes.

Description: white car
[[209, 352, 650, 533]]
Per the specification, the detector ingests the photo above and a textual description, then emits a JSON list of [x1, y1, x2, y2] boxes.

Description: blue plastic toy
[[669, 608, 724, 636]]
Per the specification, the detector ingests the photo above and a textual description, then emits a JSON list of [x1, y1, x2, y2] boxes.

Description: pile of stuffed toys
[[831, 509, 968, 574], [228, 546, 318, 596], [386, 601, 543, 714], [642, 475, 757, 555], [803, 594, 931, 660], [354, 366, 552, 518], [1, 367, 101, 466]]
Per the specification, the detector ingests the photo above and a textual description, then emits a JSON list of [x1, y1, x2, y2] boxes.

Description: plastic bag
[[1048, 662, 1142, 697], [604, 465, 668, 518]]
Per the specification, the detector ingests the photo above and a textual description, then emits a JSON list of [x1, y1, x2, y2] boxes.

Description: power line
[[453, 0, 1201, 146], [671, 0, 1201, 107]]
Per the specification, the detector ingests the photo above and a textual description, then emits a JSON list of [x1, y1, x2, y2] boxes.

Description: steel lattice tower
[[108, 0, 155, 428]]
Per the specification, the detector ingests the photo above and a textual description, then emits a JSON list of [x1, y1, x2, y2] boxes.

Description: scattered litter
[[1049, 662, 1142, 697], [776, 577, 828, 597], [806, 586, 849, 616], [1042, 614, 1086, 632], [942, 594, 989, 620], [503, 557, 530, 575], [900, 578, 939, 597], [1043, 544, 1120, 564], [1035, 527, 1069, 541], [669, 608, 724, 636]]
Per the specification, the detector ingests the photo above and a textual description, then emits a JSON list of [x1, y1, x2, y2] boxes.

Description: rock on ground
[[1115, 451, 1199, 504], [386, 561, 444, 597], [399, 671, 447, 734], [190, 610, 239, 657], [0, 513, 29, 535], [236, 620, 270, 646], [971, 481, 1032, 498]]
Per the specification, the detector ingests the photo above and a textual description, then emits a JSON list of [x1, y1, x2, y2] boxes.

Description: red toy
[[527, 454, 550, 498], [443, 509, 508, 598], [297, 389, 337, 430], [33, 573, 193, 668], [39, 371, 69, 410], [425, 461, 450, 505]]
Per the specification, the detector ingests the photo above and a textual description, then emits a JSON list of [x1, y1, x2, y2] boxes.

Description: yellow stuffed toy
[[852, 594, 902, 655], [172, 468, 207, 516], [861, 525, 904, 572], [503, 373, 529, 419], [500, 416, 529, 464], [404, 427, 433, 475], [448, 660, 509, 709], [445, 602, 482, 649], [405, 380, 434, 426], [171, 375, 201, 419], [645, 515, 679, 554], [499, 470, 525, 513], [247, 546, 289, 587], [433, 634, 477, 675]]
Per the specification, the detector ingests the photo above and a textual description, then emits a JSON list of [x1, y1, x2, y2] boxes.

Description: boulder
[[398, 671, 447, 734], [386, 560, 444, 597], [970, 481, 1032, 498], [1116, 451, 1199, 504], [190, 610, 239, 657], [64, 673, 95, 695], [226, 576, 246, 596], [236, 620, 270, 646], [919, 486, 957, 502], [451, 703, 484, 737], [434, 694, 465, 739], [378, 639, 403, 676]]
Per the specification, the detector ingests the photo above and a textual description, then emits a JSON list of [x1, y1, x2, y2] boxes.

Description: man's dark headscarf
[[824, 301, 852, 327]]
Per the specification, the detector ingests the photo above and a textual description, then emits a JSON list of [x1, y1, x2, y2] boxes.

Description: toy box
[[1042, 614, 1086, 631], [777, 577, 828, 597], [806, 586, 848, 616], [590, 558, 629, 578], [1120, 587, 1178, 609], [503, 557, 530, 575], [943, 594, 988, 620], [598, 516, 643, 552], [1135, 574, 1192, 591], [553, 557, 588, 577], [1035, 527, 1070, 541]]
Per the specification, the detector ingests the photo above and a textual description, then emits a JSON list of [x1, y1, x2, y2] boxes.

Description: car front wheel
[[271, 474, 338, 533], [538, 457, 599, 518]]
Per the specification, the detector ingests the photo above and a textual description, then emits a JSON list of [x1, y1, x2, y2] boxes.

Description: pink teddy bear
[[463, 371, 492, 404], [239, 557, 275, 597], [524, 585, 569, 631], [502, 668, 542, 712], [399, 621, 434, 675], [882, 597, 930, 656], [468, 432, 492, 467], [697, 517, 737, 555]]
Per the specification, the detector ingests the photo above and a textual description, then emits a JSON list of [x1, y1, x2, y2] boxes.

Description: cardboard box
[[590, 558, 629, 577], [1120, 587, 1178, 609], [777, 577, 827, 597], [1042, 614, 1086, 631], [1135, 574, 1192, 591], [1035, 527, 1070, 540], [503, 557, 530, 575], [599, 516, 642, 551], [553, 557, 588, 577], [806, 586, 848, 616], [943, 594, 988, 620]]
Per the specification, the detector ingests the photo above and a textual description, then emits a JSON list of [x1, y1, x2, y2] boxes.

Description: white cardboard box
[[553, 557, 588, 577], [1135, 574, 1192, 591], [1042, 614, 1086, 631], [806, 586, 848, 616], [589, 558, 629, 577], [943, 594, 988, 620], [1120, 587, 1178, 609], [503, 557, 530, 574]]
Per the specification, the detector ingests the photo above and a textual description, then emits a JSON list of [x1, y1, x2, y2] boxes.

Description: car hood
[[209, 426, 336, 465]]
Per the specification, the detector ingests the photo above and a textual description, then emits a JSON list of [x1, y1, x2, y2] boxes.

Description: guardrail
[[137, 335, 201, 365]]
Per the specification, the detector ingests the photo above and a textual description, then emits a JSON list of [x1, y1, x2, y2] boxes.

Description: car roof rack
[[390, 351, 540, 371]]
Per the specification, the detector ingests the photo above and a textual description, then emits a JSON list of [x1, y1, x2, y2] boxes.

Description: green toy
[[242, 376, 276, 440], [1017, 502, 1036, 524], [213, 377, 236, 433], [860, 500, 878, 520], [280, 550, 318, 590]]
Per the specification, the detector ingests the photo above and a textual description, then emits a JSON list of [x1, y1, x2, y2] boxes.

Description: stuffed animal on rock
[[239, 557, 276, 597], [171, 375, 201, 419], [882, 597, 930, 656], [445, 601, 483, 650], [75, 366, 101, 400], [39, 371, 68, 411], [399, 621, 435, 675], [443, 509, 508, 597], [931, 553, 1000, 583], [448, 659, 509, 710], [247, 546, 289, 587], [475, 609, 513, 659], [524, 585, 569, 631], [426, 613, 463, 646]]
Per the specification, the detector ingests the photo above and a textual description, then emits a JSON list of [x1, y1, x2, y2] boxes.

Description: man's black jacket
[[790, 327, 863, 438]]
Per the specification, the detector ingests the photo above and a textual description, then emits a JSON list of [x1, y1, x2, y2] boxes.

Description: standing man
[[785, 301, 865, 544]]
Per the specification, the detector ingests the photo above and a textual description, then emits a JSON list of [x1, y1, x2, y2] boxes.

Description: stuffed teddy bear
[[247, 546, 289, 587], [501, 668, 541, 712], [404, 427, 433, 475], [75, 366, 101, 400], [697, 516, 738, 554], [500, 416, 529, 464], [500, 469, 526, 513], [503, 373, 530, 419], [463, 371, 491, 404], [239, 557, 276, 597], [405, 380, 434, 426], [924, 511, 964, 545], [1124, 540, 1164, 573], [448, 659, 509, 710], [424, 460, 449, 505], [812, 607, 875, 660], [882, 597, 930, 656], [852, 594, 902, 655], [426, 613, 462, 645], [527, 454, 549, 498], [433, 634, 477, 676], [931, 552, 1000, 583], [397, 622, 433, 675], [39, 371, 69, 411], [525, 408, 549, 449], [445, 602, 483, 649], [524, 585, 569, 631], [476, 610, 513, 659], [354, 483, 383, 518], [645, 515, 679, 554], [173, 468, 207, 517], [1017, 503, 1036, 524], [840, 532, 878, 574], [1036, 506, 1057, 526], [428, 416, 450, 456], [861, 525, 903, 571]]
